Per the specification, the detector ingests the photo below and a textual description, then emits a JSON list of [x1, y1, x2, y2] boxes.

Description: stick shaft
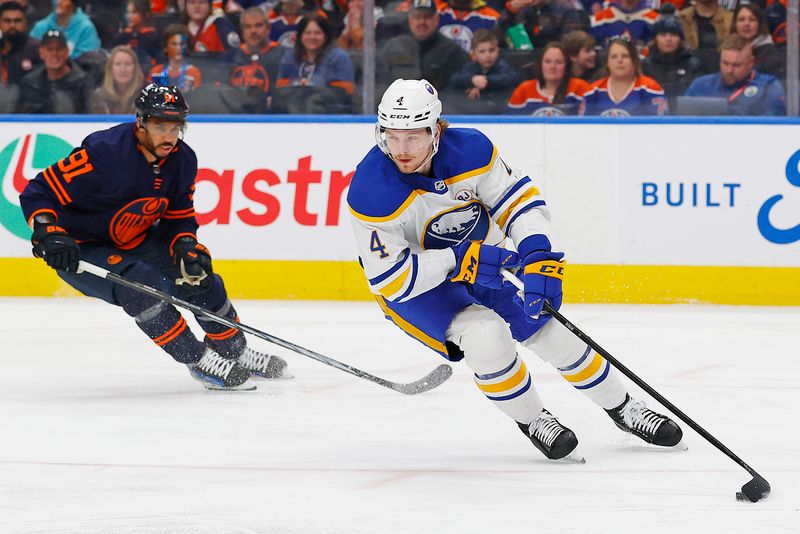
[[502, 269, 766, 480], [79, 261, 448, 393]]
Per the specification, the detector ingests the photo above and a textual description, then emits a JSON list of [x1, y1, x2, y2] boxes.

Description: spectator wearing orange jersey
[[507, 42, 589, 115], [184, 0, 240, 52], [148, 24, 203, 93]]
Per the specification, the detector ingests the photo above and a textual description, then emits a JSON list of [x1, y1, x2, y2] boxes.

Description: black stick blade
[[393, 364, 453, 395], [736, 475, 771, 502]]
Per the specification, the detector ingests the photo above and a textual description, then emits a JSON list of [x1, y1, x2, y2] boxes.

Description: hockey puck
[[735, 491, 749, 502]]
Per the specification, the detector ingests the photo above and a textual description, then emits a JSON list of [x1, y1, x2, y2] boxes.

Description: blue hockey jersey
[[20, 123, 200, 253]]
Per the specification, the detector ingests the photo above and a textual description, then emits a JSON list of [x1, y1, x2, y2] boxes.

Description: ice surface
[[1, 299, 797, 533]]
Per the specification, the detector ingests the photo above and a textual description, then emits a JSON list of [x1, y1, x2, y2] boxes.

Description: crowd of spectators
[[0, 0, 794, 115]]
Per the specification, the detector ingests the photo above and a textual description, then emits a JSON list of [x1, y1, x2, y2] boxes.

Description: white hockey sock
[[524, 319, 627, 410], [447, 304, 544, 425], [471, 354, 544, 425]]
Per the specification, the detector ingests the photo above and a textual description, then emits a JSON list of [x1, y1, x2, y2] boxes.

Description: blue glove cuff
[[517, 234, 552, 259]]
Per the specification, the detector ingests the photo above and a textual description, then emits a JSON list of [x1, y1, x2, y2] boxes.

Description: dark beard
[[3, 31, 27, 49]]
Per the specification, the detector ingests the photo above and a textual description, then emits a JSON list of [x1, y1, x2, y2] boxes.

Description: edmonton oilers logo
[[422, 201, 489, 249], [110, 197, 169, 247]]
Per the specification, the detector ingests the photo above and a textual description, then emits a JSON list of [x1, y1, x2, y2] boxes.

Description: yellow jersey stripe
[[376, 296, 448, 354], [476, 361, 528, 393], [496, 186, 541, 229], [443, 145, 499, 186], [348, 191, 418, 223], [377, 266, 411, 298], [563, 353, 604, 383]]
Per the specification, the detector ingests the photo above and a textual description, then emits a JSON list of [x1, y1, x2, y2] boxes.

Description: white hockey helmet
[[376, 79, 443, 168], [377, 78, 442, 131]]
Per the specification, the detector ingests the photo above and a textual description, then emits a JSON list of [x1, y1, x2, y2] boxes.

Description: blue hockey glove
[[172, 237, 213, 294], [451, 241, 519, 289], [522, 251, 565, 319], [31, 221, 80, 272]]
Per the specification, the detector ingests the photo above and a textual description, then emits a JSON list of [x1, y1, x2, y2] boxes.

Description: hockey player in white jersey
[[347, 79, 683, 460]]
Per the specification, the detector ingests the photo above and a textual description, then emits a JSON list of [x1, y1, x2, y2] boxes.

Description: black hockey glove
[[172, 237, 213, 294], [31, 221, 80, 272]]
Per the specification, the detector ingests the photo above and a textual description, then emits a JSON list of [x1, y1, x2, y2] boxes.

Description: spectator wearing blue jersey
[[582, 36, 666, 116], [274, 13, 354, 112], [590, 0, 658, 47], [684, 34, 786, 116], [29, 0, 101, 59]]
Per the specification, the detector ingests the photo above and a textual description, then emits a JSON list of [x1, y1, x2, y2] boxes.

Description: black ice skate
[[237, 346, 292, 379], [188, 348, 254, 390], [606, 394, 683, 447], [518, 409, 582, 462]]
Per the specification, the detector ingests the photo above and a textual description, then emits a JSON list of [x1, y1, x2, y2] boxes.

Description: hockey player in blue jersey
[[19, 84, 290, 390], [348, 79, 683, 460]]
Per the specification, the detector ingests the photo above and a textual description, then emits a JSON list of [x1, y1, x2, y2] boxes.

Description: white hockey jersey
[[347, 127, 552, 303]]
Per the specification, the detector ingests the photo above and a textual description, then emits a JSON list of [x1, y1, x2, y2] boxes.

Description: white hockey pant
[[522, 318, 627, 410], [446, 304, 543, 425]]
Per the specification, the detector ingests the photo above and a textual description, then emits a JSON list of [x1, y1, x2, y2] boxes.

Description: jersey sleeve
[[475, 150, 552, 252], [349, 212, 456, 303], [160, 148, 200, 254], [19, 145, 100, 226]]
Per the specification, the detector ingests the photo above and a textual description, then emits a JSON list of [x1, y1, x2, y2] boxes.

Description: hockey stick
[[501, 270, 771, 503], [77, 261, 453, 395]]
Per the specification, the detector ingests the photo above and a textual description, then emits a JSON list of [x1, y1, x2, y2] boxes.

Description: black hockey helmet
[[135, 83, 189, 123]]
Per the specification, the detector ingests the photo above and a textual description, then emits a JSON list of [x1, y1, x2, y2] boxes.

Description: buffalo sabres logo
[[422, 201, 489, 249]]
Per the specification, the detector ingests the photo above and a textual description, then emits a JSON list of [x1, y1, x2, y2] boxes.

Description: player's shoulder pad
[[434, 128, 496, 182], [348, 145, 416, 223], [79, 122, 135, 168]]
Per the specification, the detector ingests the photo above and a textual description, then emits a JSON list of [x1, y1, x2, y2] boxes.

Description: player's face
[[126, 2, 143, 28], [39, 43, 69, 70], [111, 51, 136, 85], [655, 32, 681, 54], [720, 48, 754, 85], [408, 11, 439, 41], [242, 13, 269, 48], [385, 128, 434, 174], [541, 47, 566, 84], [186, 0, 210, 23], [735, 8, 759, 41], [607, 42, 635, 80], [473, 41, 499, 70], [300, 21, 326, 56], [0, 9, 26, 36], [140, 119, 183, 159]]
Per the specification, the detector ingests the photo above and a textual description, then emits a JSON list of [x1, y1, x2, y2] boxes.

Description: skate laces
[[621, 399, 665, 436], [530, 411, 563, 447], [239, 346, 273, 371], [197, 350, 234, 379]]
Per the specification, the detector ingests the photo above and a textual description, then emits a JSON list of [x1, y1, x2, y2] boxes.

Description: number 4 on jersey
[[370, 230, 389, 258]]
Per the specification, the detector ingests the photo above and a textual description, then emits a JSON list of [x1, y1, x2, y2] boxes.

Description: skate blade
[[202, 382, 257, 391], [670, 439, 689, 451], [249, 370, 295, 380], [554, 451, 586, 464]]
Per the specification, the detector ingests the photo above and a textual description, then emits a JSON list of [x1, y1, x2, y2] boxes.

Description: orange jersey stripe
[[206, 327, 239, 341], [42, 167, 72, 205], [154, 317, 187, 346]]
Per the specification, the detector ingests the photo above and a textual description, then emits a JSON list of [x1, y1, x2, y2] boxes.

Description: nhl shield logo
[[422, 201, 489, 249]]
